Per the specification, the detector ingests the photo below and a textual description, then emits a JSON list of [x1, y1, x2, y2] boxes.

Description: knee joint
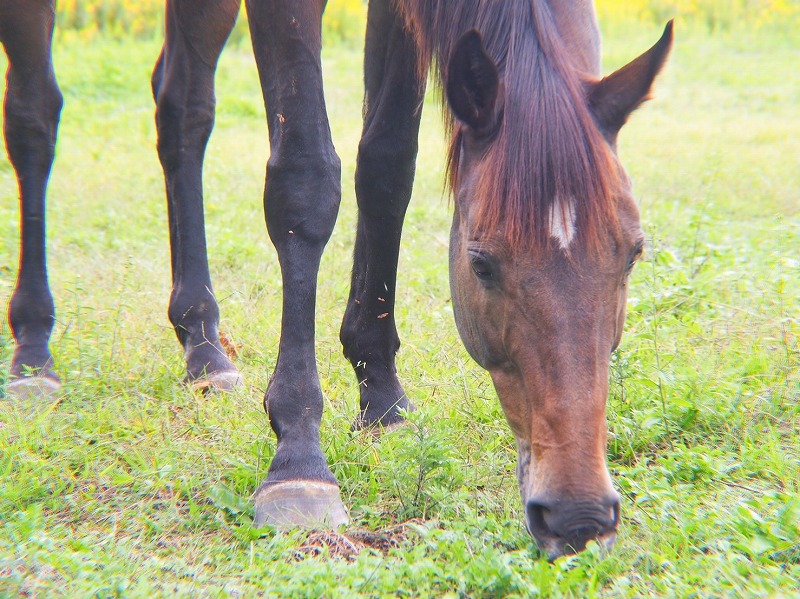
[[155, 89, 215, 171], [265, 153, 341, 246], [4, 80, 62, 163]]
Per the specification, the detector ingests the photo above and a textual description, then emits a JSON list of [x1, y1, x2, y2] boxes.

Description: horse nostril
[[609, 495, 621, 528], [526, 500, 553, 540]]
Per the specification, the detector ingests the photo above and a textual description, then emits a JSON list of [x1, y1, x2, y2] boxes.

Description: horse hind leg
[[153, 0, 243, 391], [245, 0, 346, 529], [340, 1, 427, 430], [1, 3, 63, 399]]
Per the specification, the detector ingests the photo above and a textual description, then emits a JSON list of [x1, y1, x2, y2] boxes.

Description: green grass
[[1, 22, 798, 598]]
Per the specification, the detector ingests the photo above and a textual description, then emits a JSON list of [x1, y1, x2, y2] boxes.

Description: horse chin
[[528, 524, 618, 562]]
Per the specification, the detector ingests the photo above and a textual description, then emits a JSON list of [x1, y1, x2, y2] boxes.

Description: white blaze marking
[[548, 199, 576, 250]]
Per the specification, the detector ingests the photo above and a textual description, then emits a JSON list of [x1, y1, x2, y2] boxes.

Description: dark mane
[[396, 0, 620, 252]]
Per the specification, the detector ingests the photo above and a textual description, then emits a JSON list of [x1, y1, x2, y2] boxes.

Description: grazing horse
[[152, 0, 672, 560], [3, 0, 671, 560]]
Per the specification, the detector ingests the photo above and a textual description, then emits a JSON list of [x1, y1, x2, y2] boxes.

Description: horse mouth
[[532, 527, 618, 562]]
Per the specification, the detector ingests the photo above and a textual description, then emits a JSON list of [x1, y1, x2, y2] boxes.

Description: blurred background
[[53, 0, 800, 43]]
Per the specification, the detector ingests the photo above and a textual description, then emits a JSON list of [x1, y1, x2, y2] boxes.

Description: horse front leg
[[1, 2, 63, 398], [246, 0, 347, 528], [152, 0, 243, 390], [339, 0, 427, 429]]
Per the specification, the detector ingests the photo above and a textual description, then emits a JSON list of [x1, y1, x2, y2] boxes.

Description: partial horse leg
[[340, 0, 426, 429], [152, 0, 242, 390], [1, 1, 63, 397], [247, 0, 346, 528]]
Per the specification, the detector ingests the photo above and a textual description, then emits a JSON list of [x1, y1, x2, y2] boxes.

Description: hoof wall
[[5, 376, 62, 401], [191, 371, 243, 392], [253, 481, 349, 530]]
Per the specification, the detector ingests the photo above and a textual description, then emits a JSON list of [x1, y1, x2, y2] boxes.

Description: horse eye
[[469, 251, 495, 281], [626, 243, 645, 275]]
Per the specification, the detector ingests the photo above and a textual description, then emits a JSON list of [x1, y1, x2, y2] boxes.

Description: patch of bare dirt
[[292, 520, 424, 561]]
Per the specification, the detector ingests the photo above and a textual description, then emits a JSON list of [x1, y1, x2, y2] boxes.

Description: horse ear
[[446, 30, 501, 134], [587, 20, 674, 136]]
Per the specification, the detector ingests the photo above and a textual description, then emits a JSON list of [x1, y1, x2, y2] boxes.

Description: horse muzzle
[[525, 493, 621, 561]]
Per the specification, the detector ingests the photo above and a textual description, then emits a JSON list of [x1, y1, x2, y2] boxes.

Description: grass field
[[1, 15, 798, 599]]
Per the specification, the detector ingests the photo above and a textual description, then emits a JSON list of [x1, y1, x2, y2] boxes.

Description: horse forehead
[[548, 198, 576, 251], [509, 229, 625, 294], [547, 192, 642, 254]]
